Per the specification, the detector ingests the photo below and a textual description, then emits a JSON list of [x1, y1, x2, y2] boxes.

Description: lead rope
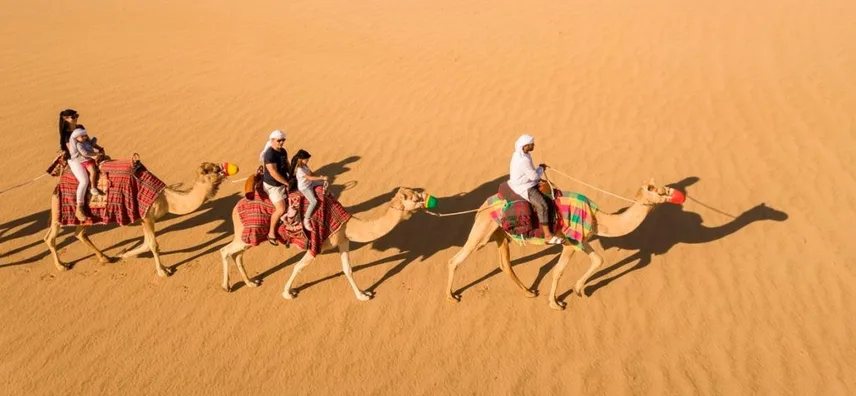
[[546, 167, 636, 204]]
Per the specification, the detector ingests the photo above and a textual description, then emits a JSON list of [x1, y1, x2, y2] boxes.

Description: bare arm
[[303, 174, 328, 182]]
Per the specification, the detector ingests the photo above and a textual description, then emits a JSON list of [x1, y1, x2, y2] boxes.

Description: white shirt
[[295, 165, 319, 191], [508, 151, 543, 201]]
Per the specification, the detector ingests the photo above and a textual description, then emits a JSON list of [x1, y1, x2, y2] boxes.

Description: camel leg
[[446, 223, 501, 302], [446, 238, 480, 302], [73, 226, 114, 264], [43, 220, 69, 271], [496, 236, 536, 298], [573, 243, 604, 297], [234, 249, 260, 289], [120, 237, 153, 259], [219, 239, 252, 292], [338, 240, 372, 301], [139, 217, 170, 278], [282, 251, 315, 300], [547, 245, 576, 310]]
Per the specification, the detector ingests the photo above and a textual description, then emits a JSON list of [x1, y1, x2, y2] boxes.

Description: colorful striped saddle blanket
[[484, 184, 599, 249]]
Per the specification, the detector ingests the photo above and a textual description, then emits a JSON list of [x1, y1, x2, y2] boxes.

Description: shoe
[[267, 235, 279, 246], [545, 236, 565, 245], [90, 188, 103, 196], [75, 206, 90, 222]]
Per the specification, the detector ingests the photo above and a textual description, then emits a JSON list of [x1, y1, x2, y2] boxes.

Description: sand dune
[[1, 0, 855, 394]]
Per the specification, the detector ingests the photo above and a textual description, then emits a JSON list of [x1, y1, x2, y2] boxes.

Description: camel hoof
[[447, 294, 461, 303], [574, 285, 585, 297], [247, 279, 261, 288], [282, 289, 297, 300], [157, 268, 173, 278], [356, 292, 371, 302], [99, 256, 117, 264], [222, 284, 231, 293], [56, 263, 71, 271], [549, 300, 566, 311], [524, 289, 538, 298]]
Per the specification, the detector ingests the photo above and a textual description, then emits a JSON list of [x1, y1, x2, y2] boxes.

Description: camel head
[[194, 162, 235, 199], [196, 162, 230, 184], [635, 178, 686, 206], [391, 187, 427, 219]]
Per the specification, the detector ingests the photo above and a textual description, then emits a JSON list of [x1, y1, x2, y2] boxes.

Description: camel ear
[[648, 177, 655, 186]]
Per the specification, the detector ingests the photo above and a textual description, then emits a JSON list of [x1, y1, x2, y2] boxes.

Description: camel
[[219, 188, 427, 301], [446, 178, 681, 310], [43, 162, 229, 277]]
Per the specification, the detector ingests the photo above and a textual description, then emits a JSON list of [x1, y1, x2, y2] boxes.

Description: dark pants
[[527, 187, 549, 225]]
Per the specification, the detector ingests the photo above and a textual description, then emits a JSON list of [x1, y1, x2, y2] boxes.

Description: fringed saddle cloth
[[48, 154, 166, 226]]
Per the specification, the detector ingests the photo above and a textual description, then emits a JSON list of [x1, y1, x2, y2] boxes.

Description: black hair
[[58, 109, 78, 155], [287, 150, 311, 190]]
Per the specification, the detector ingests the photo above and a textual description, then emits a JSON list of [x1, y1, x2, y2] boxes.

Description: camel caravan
[[43, 109, 689, 310]]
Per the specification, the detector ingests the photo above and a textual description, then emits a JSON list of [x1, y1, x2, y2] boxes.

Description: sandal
[[267, 235, 279, 246]]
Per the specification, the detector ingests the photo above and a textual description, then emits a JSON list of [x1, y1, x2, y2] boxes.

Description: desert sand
[[1, 0, 855, 394]]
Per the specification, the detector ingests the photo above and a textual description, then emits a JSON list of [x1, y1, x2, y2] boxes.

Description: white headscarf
[[259, 129, 287, 162], [513, 134, 535, 157], [70, 127, 88, 140]]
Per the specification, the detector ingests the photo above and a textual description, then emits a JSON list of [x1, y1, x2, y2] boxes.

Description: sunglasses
[[276, 139, 286, 143]]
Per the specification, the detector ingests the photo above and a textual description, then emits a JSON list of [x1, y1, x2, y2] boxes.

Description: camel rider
[[509, 134, 563, 245], [260, 130, 291, 245]]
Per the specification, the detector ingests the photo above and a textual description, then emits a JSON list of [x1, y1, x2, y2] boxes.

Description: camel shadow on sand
[[558, 177, 788, 301]]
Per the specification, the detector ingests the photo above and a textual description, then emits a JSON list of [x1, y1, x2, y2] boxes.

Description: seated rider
[[260, 130, 291, 246], [70, 127, 106, 197], [290, 149, 329, 232], [508, 134, 563, 245]]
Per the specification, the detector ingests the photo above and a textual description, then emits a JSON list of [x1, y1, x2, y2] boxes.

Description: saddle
[[243, 166, 263, 200], [496, 180, 557, 234]]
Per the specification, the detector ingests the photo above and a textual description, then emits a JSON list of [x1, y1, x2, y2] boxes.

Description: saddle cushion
[[236, 185, 351, 256], [493, 181, 557, 237]]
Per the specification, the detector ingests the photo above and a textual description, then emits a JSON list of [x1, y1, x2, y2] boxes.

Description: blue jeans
[[299, 188, 318, 222]]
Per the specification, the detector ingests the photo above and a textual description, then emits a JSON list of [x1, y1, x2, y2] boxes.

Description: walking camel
[[219, 187, 428, 301], [447, 178, 682, 310], [44, 162, 231, 277]]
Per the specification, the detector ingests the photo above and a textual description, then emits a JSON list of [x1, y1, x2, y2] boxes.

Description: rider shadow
[[316, 156, 360, 199], [314, 176, 510, 293], [545, 176, 789, 302]]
